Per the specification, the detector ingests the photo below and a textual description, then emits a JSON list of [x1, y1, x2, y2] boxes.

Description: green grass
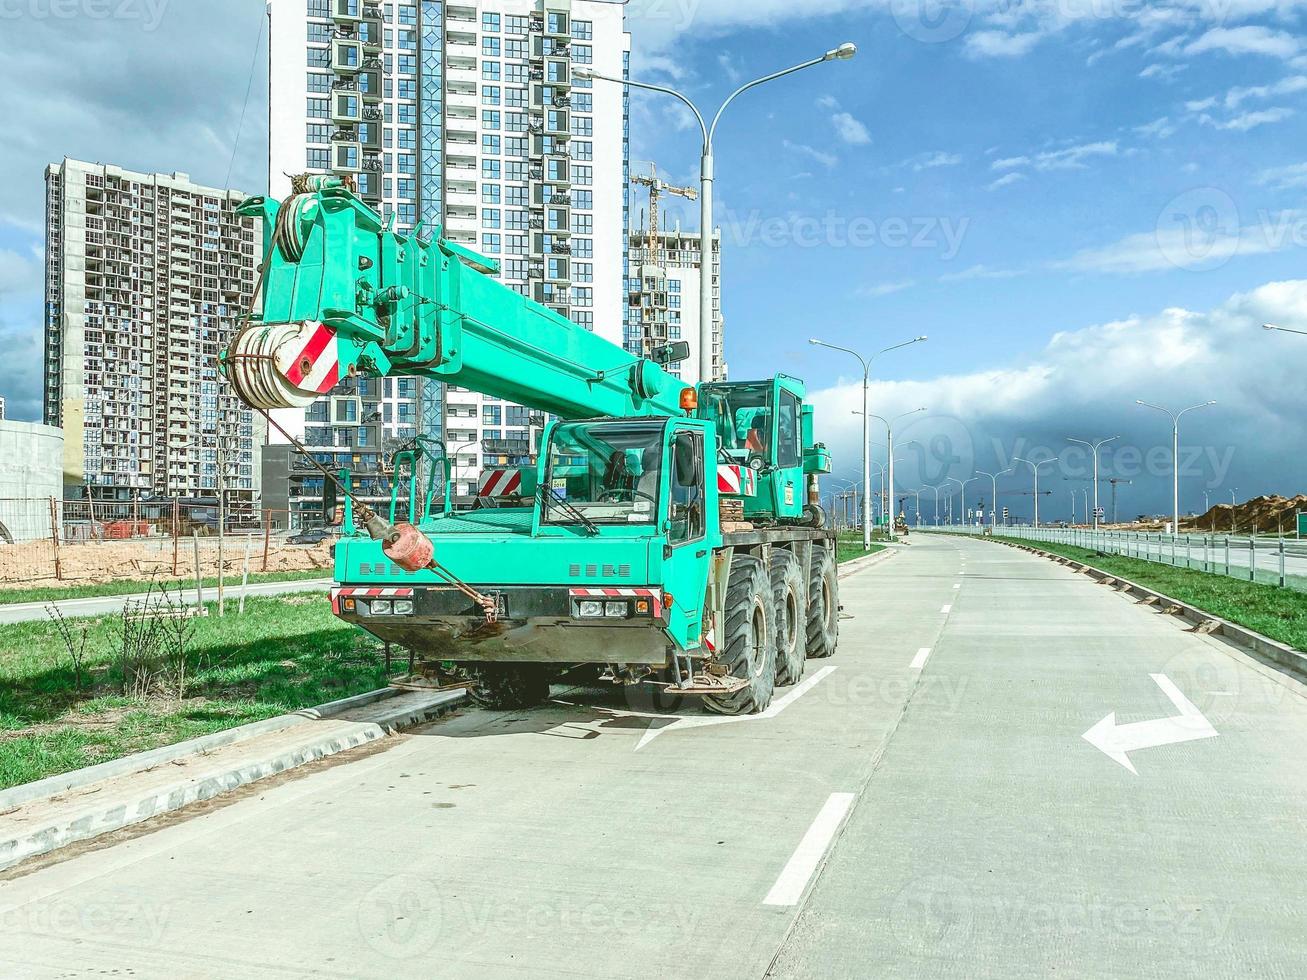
[[836, 532, 888, 565], [995, 536, 1307, 652], [0, 569, 329, 607], [0, 593, 396, 791]]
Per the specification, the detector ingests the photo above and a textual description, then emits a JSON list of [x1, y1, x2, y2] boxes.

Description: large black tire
[[806, 543, 839, 659], [770, 548, 807, 686], [704, 555, 776, 716], [468, 664, 553, 709]]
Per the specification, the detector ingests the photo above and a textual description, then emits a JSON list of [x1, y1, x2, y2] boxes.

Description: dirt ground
[[0, 537, 334, 589]]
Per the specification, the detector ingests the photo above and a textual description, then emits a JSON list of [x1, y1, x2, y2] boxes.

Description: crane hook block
[[382, 523, 435, 574]]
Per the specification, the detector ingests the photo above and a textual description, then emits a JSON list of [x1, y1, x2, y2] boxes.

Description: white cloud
[[782, 140, 838, 169], [991, 156, 1031, 171], [831, 111, 872, 145], [816, 94, 840, 111], [857, 280, 916, 298], [987, 172, 1028, 191], [1033, 141, 1119, 170], [1258, 161, 1307, 189], [1139, 63, 1187, 81], [939, 264, 1028, 282], [1185, 26, 1301, 60], [1224, 75, 1307, 107], [965, 30, 1046, 59], [1202, 107, 1295, 130], [914, 152, 963, 170], [1134, 117, 1177, 139], [0, 248, 41, 297], [809, 281, 1307, 514]]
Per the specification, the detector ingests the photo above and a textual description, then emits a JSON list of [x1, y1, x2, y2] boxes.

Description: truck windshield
[[699, 383, 772, 457], [542, 421, 665, 526]]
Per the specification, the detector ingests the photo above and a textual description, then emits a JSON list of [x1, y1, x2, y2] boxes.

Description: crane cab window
[[699, 383, 772, 459], [777, 391, 801, 467], [542, 421, 663, 526], [669, 430, 705, 544]]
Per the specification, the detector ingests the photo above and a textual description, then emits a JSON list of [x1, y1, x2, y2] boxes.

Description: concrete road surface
[[2, 536, 1305, 979], [0, 578, 332, 624]]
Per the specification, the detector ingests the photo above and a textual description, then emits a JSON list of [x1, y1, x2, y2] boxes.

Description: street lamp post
[[1067, 435, 1119, 531], [578, 44, 856, 386], [1263, 323, 1307, 336], [1013, 457, 1059, 528], [1136, 400, 1216, 535], [977, 469, 1013, 527], [909, 488, 922, 526], [921, 485, 942, 526], [811, 336, 927, 550], [868, 408, 925, 540]]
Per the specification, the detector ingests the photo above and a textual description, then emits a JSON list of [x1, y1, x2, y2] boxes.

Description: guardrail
[[928, 524, 1307, 592]]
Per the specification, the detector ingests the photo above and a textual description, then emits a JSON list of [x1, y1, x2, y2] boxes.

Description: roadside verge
[[0, 686, 465, 874]]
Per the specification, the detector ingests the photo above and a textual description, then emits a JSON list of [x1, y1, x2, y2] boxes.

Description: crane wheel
[[704, 556, 776, 716], [468, 664, 552, 710], [806, 543, 839, 659], [770, 549, 807, 687]]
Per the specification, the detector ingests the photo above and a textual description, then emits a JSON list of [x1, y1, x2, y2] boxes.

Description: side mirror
[[652, 341, 691, 367]]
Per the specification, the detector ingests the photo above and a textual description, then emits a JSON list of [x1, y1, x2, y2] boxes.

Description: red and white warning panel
[[478, 469, 526, 498], [225, 320, 341, 410], [717, 464, 758, 497]]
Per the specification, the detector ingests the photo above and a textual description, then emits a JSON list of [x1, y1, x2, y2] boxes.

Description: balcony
[[331, 0, 362, 24]]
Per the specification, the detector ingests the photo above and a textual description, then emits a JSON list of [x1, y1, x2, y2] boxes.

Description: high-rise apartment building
[[628, 227, 724, 384], [43, 159, 265, 503], [268, 0, 630, 499]]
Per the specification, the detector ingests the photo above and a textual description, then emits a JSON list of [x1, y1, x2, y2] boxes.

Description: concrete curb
[[0, 688, 465, 873], [838, 547, 898, 578], [0, 686, 401, 813], [988, 537, 1307, 681]]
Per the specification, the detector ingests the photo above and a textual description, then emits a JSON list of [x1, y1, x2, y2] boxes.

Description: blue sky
[[2, 0, 1306, 520]]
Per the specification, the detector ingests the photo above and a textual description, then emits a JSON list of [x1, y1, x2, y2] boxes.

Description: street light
[[1013, 457, 1059, 528], [811, 336, 927, 550], [977, 469, 1013, 527], [1067, 435, 1120, 531], [921, 484, 942, 526], [1263, 323, 1307, 336], [869, 408, 925, 540], [578, 43, 857, 386], [1136, 400, 1216, 535]]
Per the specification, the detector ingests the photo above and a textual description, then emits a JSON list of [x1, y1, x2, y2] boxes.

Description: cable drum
[[224, 321, 339, 410]]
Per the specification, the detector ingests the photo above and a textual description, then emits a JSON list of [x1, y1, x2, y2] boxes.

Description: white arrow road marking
[[764, 792, 856, 906], [633, 665, 839, 751], [1082, 674, 1219, 775]]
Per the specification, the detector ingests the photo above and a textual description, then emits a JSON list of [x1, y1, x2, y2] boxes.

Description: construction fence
[[0, 498, 334, 587]]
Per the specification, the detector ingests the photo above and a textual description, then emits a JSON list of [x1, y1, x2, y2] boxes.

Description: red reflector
[[663, 593, 674, 609]]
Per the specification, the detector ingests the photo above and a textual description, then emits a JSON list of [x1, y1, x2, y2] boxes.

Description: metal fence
[[930, 524, 1307, 592], [0, 498, 326, 585]]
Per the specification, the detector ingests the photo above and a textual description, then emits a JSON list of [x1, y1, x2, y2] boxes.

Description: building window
[[572, 20, 593, 41], [572, 142, 593, 162], [574, 288, 593, 308], [575, 262, 593, 283], [307, 48, 329, 68], [572, 116, 593, 137], [573, 165, 593, 186], [482, 85, 501, 106], [572, 44, 593, 65], [308, 148, 330, 170], [506, 14, 527, 34], [483, 37, 501, 56], [574, 214, 593, 235], [483, 135, 501, 155], [484, 208, 501, 229], [482, 61, 501, 81], [482, 184, 501, 204], [506, 88, 527, 108], [483, 11, 500, 32], [482, 159, 501, 179], [307, 98, 329, 119], [482, 109, 501, 130]]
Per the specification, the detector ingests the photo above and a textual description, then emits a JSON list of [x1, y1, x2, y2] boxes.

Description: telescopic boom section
[[222, 178, 690, 421]]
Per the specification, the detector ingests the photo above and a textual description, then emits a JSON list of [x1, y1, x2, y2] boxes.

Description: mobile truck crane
[[222, 177, 839, 714]]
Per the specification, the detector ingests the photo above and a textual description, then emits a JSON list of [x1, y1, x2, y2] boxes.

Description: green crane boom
[[225, 177, 688, 422]]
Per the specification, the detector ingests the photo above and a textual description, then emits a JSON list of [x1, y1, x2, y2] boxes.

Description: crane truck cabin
[[222, 178, 840, 715]]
